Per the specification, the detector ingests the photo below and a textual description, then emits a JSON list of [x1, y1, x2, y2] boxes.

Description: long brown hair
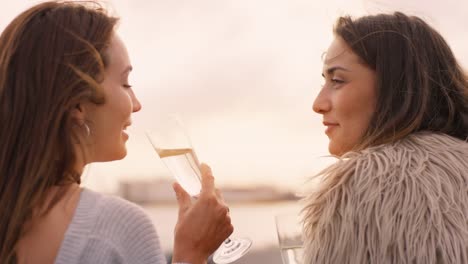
[[0, 1, 118, 262], [334, 12, 468, 150]]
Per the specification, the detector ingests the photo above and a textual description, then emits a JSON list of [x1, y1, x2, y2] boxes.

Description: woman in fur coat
[[304, 12, 468, 264]]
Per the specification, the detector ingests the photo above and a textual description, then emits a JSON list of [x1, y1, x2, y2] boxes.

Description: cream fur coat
[[302, 132, 468, 264]]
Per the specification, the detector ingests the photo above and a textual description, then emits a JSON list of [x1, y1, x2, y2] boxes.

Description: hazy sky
[[2, 0, 467, 193]]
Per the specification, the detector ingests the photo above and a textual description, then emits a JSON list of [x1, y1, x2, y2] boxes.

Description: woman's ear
[[70, 103, 86, 125]]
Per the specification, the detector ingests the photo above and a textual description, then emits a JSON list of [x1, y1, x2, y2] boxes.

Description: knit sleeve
[[93, 195, 168, 264]]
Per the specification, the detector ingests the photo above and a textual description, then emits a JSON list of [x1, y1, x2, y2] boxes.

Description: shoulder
[[93, 189, 154, 228], [59, 188, 167, 264], [355, 131, 468, 161], [73, 188, 155, 235], [333, 132, 468, 206], [88, 189, 165, 251], [337, 132, 468, 179]]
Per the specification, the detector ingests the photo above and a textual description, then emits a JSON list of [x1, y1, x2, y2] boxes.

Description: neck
[[72, 142, 91, 178]]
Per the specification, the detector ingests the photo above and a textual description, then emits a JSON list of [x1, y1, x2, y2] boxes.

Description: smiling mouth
[[122, 124, 131, 137], [323, 122, 339, 135], [323, 121, 339, 126], [123, 122, 132, 131]]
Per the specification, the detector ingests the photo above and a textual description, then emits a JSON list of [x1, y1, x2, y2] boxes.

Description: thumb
[[173, 182, 191, 215]]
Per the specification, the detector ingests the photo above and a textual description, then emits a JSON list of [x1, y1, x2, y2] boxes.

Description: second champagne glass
[[275, 213, 304, 264], [145, 114, 252, 264]]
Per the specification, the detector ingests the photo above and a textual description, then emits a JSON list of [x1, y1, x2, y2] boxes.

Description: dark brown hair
[[334, 12, 468, 149], [0, 1, 118, 262]]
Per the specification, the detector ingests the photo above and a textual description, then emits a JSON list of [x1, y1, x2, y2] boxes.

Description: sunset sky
[[2, 0, 467, 193]]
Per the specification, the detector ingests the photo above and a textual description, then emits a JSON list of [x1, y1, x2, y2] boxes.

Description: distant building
[[119, 178, 176, 204], [118, 178, 299, 204], [221, 186, 299, 203]]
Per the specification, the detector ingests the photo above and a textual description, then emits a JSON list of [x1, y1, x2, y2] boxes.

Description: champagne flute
[[275, 213, 304, 264], [145, 114, 252, 264]]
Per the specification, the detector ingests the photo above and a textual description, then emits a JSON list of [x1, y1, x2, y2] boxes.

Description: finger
[[224, 212, 231, 224], [225, 223, 234, 237], [215, 188, 225, 200], [218, 205, 230, 218], [173, 182, 191, 214], [200, 163, 215, 192], [220, 222, 234, 241]]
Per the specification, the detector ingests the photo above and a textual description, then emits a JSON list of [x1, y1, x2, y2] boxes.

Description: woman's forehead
[[323, 37, 360, 66]]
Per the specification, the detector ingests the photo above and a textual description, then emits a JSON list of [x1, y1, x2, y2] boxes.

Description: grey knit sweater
[[54, 188, 167, 264]]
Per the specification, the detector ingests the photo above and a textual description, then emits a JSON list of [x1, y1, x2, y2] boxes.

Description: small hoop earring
[[83, 123, 91, 137]]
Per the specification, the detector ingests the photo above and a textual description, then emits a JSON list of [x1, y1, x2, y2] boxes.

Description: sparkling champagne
[[156, 148, 202, 196]]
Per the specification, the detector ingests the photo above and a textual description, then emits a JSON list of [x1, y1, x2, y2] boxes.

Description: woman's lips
[[122, 130, 129, 139], [323, 121, 339, 135]]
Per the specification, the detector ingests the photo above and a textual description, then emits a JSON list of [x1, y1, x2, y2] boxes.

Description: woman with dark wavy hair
[[0, 2, 232, 263], [303, 12, 468, 263]]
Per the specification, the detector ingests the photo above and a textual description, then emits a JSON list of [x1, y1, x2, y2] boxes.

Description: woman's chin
[[328, 142, 347, 157], [92, 148, 127, 162]]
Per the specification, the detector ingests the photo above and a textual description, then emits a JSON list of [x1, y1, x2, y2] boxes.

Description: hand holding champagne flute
[[146, 115, 252, 264], [172, 163, 233, 263]]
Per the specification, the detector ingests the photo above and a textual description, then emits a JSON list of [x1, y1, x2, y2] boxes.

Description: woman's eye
[[123, 84, 132, 89], [321, 74, 344, 88]]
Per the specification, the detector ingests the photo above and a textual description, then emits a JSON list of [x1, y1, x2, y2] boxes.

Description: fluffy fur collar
[[302, 132, 468, 264]]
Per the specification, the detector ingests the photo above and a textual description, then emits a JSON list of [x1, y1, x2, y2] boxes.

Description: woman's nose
[[131, 92, 142, 113], [312, 88, 331, 114]]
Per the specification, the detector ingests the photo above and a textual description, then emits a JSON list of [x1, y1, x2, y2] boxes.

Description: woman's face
[[313, 36, 376, 156], [85, 33, 141, 162]]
